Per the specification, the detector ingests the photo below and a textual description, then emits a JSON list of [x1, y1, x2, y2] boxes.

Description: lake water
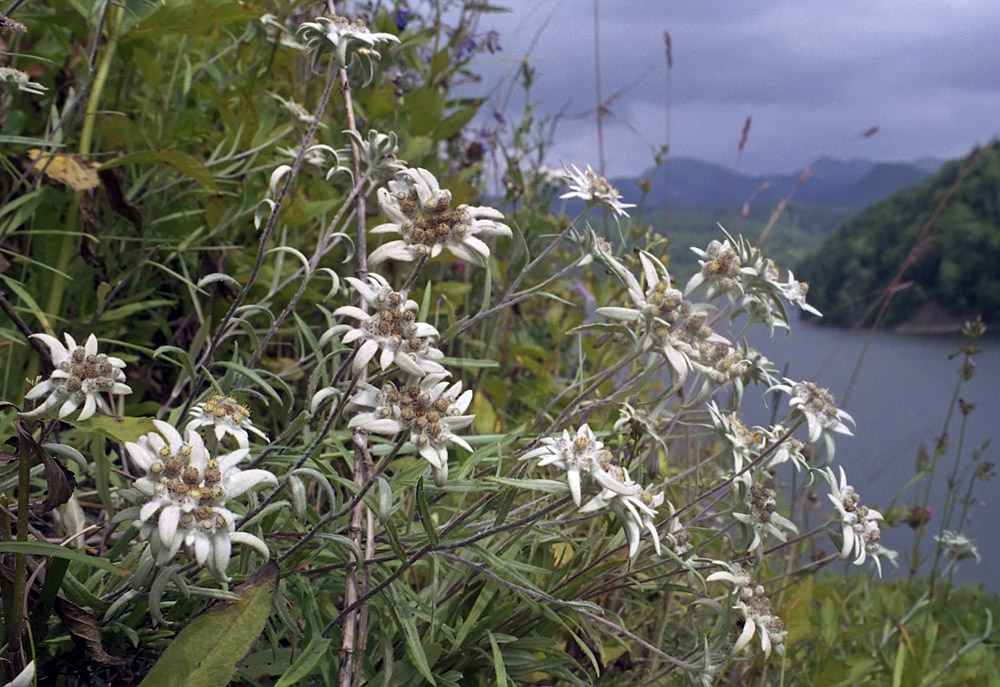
[[741, 321, 999, 591]]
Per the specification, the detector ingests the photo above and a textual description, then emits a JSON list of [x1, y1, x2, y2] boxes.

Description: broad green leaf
[[139, 562, 278, 687], [100, 150, 218, 190], [780, 577, 814, 643], [434, 103, 481, 140], [0, 541, 125, 576], [65, 415, 158, 444], [126, 0, 263, 40], [273, 634, 332, 687]]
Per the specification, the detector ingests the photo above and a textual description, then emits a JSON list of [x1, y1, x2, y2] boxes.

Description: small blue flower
[[394, 9, 412, 32]]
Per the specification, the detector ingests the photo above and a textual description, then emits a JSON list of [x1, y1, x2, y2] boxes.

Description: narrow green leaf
[[437, 357, 499, 369], [0, 542, 126, 576], [388, 586, 436, 685], [213, 361, 283, 404], [140, 562, 278, 687], [273, 634, 332, 687], [0, 273, 53, 334], [488, 632, 507, 687], [100, 149, 218, 190], [416, 477, 439, 547]]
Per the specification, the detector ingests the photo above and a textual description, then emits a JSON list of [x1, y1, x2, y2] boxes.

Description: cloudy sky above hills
[[470, 0, 1000, 176]]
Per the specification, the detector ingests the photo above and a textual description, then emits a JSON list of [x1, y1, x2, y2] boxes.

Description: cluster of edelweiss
[[17, 13, 905, 664]]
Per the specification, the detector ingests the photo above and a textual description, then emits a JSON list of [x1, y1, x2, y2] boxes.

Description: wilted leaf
[[57, 598, 126, 665], [26, 149, 99, 191], [139, 562, 278, 687]]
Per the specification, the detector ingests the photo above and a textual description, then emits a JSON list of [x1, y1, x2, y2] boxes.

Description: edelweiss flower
[[934, 530, 981, 564], [771, 379, 854, 459], [707, 565, 787, 657], [560, 164, 635, 217], [369, 167, 511, 266], [330, 273, 445, 377], [779, 270, 822, 317], [0, 66, 46, 95], [347, 375, 474, 485], [297, 15, 399, 83], [825, 466, 896, 576], [579, 462, 664, 559], [522, 424, 609, 506], [22, 333, 131, 421], [118, 420, 276, 581], [733, 482, 798, 553], [337, 129, 407, 188], [707, 402, 765, 478], [685, 238, 743, 299], [187, 394, 269, 448], [595, 250, 702, 383]]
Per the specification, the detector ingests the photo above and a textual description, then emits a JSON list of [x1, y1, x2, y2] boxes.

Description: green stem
[[44, 3, 119, 319]]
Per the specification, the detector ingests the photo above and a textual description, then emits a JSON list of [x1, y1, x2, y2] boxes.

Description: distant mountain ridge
[[798, 142, 1000, 329], [613, 156, 943, 213]]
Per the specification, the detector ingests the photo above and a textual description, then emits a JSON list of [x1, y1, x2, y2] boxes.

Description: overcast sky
[[469, 0, 1000, 176]]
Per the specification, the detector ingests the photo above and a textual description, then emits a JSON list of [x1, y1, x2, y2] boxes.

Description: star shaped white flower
[[22, 333, 131, 421], [348, 374, 475, 485], [522, 424, 609, 507], [330, 273, 446, 377], [579, 462, 665, 559], [771, 379, 855, 459], [368, 167, 512, 266], [187, 394, 269, 448], [560, 164, 635, 217], [118, 420, 276, 580], [297, 15, 399, 83], [934, 530, 981, 564], [0, 66, 46, 95], [706, 565, 787, 657], [685, 239, 744, 299], [733, 482, 798, 553], [779, 270, 822, 317], [825, 466, 896, 577]]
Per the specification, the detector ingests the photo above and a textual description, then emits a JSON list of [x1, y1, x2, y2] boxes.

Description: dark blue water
[[742, 321, 999, 591]]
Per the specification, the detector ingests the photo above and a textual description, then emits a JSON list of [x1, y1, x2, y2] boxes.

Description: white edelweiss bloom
[[187, 394, 269, 448], [934, 530, 981, 564], [779, 270, 822, 317], [348, 374, 475, 486], [332, 273, 446, 377], [761, 426, 809, 472], [369, 167, 511, 266], [685, 238, 743, 299], [595, 249, 700, 384], [522, 424, 609, 506], [22, 333, 131, 421], [707, 564, 787, 658], [771, 379, 855, 459], [559, 164, 635, 217], [825, 466, 896, 577], [707, 402, 765, 478], [337, 129, 407, 188], [733, 482, 798, 553], [579, 462, 664, 559], [0, 66, 46, 95], [297, 15, 399, 83], [120, 420, 276, 580]]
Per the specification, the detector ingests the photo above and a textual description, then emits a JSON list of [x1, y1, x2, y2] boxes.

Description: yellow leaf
[[27, 149, 100, 191]]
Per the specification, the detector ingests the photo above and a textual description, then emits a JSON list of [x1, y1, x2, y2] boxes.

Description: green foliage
[[0, 1, 996, 686], [139, 562, 278, 687], [800, 141, 1000, 327]]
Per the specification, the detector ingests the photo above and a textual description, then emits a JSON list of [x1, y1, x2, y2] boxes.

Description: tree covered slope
[[799, 141, 1000, 329]]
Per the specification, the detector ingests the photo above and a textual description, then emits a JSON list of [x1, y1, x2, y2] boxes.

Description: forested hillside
[[799, 141, 1000, 328]]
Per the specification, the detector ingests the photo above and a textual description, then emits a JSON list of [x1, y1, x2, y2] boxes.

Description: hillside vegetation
[[799, 141, 1000, 328]]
